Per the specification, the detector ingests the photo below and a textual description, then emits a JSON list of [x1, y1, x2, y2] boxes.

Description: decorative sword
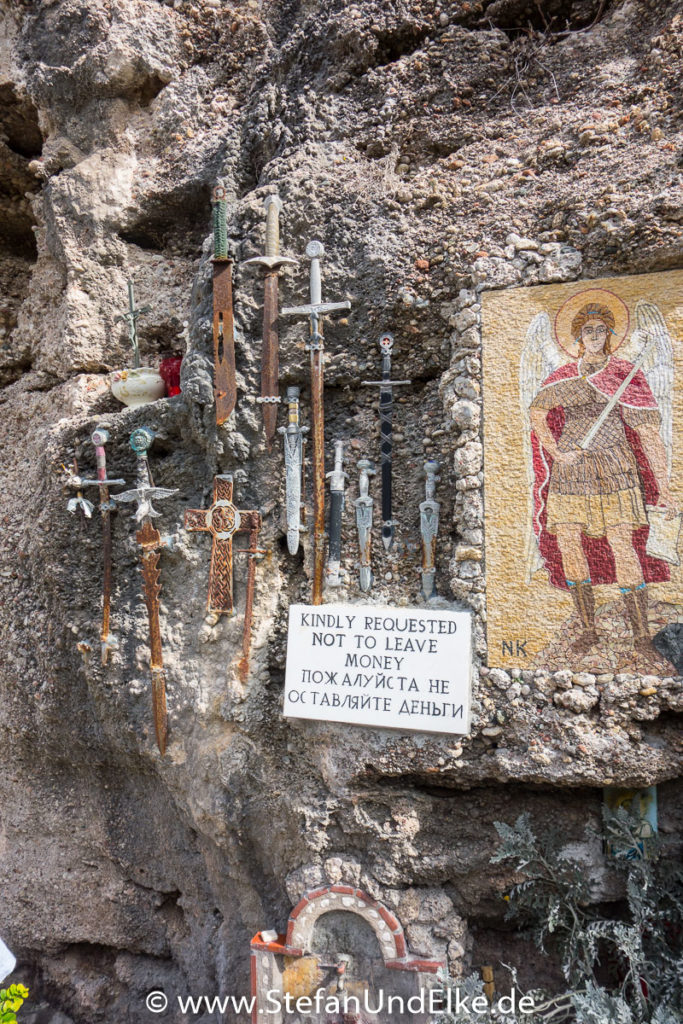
[[326, 440, 347, 587], [116, 428, 177, 755], [354, 459, 375, 593], [65, 443, 127, 662], [115, 280, 151, 369], [211, 186, 237, 425], [87, 429, 126, 664], [282, 241, 350, 604], [278, 385, 308, 555], [362, 332, 411, 550], [243, 195, 297, 445], [420, 460, 440, 601]]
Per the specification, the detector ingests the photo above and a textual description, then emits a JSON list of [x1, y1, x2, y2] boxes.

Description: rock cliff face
[[1, 1, 681, 1021]]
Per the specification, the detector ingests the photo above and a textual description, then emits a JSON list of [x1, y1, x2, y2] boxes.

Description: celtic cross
[[184, 475, 261, 617]]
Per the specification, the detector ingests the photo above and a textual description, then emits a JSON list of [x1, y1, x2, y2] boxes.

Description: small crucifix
[[184, 475, 263, 679], [115, 279, 151, 369]]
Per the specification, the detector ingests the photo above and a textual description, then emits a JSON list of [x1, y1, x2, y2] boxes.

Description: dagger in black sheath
[[326, 440, 347, 586], [362, 332, 411, 550]]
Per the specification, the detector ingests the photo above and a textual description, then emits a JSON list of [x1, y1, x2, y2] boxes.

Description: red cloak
[[530, 358, 670, 590]]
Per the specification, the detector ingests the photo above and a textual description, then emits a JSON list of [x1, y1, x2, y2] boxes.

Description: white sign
[[284, 604, 472, 735]]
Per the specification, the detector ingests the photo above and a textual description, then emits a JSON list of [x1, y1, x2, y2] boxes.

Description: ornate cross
[[184, 475, 261, 617]]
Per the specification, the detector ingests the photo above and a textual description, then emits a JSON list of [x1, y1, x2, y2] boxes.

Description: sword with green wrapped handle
[[212, 186, 237, 424]]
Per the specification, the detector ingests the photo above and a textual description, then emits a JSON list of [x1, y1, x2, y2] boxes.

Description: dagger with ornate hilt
[[115, 428, 177, 755], [326, 440, 347, 587], [212, 186, 237, 425], [354, 459, 375, 593], [282, 241, 350, 604], [243, 195, 297, 445], [279, 385, 308, 555], [420, 460, 440, 601], [362, 332, 411, 551]]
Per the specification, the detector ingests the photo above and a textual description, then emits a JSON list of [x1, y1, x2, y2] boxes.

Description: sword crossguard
[[244, 254, 297, 271]]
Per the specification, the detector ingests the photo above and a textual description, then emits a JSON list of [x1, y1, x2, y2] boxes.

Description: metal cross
[[185, 475, 262, 617], [114, 279, 151, 369], [185, 475, 263, 682]]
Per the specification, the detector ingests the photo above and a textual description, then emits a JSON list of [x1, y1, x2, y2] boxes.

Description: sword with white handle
[[244, 195, 297, 445]]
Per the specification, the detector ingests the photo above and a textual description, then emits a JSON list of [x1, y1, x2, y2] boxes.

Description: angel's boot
[[622, 584, 673, 670], [567, 579, 599, 656]]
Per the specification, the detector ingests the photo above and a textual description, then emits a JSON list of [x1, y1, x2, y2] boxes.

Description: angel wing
[[621, 300, 674, 475], [519, 313, 564, 581]]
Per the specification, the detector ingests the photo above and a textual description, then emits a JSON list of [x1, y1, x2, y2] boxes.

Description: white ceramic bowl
[[110, 367, 165, 408]]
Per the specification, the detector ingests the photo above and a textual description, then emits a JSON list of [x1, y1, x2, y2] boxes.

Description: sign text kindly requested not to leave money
[[284, 604, 472, 735]]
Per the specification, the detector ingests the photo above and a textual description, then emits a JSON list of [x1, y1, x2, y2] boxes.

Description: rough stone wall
[[0, 1, 681, 1021]]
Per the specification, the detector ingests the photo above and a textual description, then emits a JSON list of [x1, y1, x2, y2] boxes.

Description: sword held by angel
[[520, 289, 679, 664]]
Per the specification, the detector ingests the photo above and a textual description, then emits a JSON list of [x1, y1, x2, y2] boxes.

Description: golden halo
[[554, 288, 629, 357]]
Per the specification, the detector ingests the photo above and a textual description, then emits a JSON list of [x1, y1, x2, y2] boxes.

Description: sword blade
[[311, 343, 325, 604], [380, 382, 393, 549], [285, 445, 302, 554], [261, 272, 280, 444], [355, 494, 373, 594], [100, 494, 114, 664], [213, 259, 237, 424], [237, 524, 260, 685], [137, 519, 168, 755], [327, 490, 344, 584]]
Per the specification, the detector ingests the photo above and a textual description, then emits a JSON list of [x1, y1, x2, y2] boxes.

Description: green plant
[[0, 985, 29, 1024], [433, 808, 682, 1023]]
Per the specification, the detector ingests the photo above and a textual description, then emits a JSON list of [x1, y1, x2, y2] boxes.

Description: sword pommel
[[91, 427, 109, 447], [130, 427, 155, 455], [306, 240, 324, 259], [379, 332, 394, 354]]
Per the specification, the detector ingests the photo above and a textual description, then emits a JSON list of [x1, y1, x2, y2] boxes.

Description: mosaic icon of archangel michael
[[520, 288, 681, 668]]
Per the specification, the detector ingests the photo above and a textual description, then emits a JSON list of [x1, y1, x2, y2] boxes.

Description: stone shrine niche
[[251, 886, 444, 1024]]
